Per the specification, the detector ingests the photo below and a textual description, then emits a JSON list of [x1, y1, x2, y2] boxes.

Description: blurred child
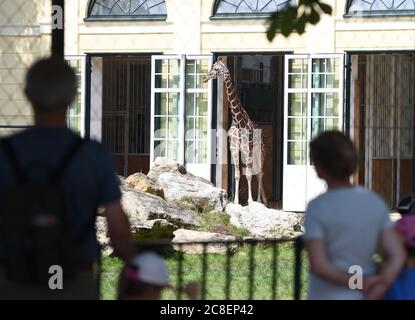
[[304, 131, 406, 300], [384, 215, 415, 300], [118, 251, 199, 300]]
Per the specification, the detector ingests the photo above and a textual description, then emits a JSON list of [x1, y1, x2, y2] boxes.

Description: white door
[[150, 55, 212, 180], [151, 55, 183, 164], [184, 55, 213, 179], [283, 54, 344, 212], [65, 55, 86, 137]]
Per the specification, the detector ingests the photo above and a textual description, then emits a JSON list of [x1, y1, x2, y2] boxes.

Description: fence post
[[177, 245, 184, 300], [294, 237, 304, 300], [225, 244, 231, 300], [271, 242, 278, 300], [201, 244, 208, 300], [51, 0, 64, 58], [248, 241, 256, 300]]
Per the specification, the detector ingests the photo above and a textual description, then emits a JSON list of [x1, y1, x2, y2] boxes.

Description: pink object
[[396, 215, 415, 248]]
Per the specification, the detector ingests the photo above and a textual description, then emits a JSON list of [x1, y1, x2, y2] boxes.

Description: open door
[[150, 55, 213, 180], [283, 54, 344, 212], [101, 56, 151, 176]]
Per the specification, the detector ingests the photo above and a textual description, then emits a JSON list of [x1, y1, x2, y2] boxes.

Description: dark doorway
[[102, 56, 151, 176], [216, 53, 285, 208]]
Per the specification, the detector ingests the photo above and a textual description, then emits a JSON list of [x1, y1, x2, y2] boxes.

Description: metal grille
[[367, 54, 415, 160], [102, 57, 151, 156], [130, 237, 305, 300]]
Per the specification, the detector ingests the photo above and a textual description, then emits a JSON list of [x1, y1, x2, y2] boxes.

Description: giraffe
[[203, 59, 267, 206]]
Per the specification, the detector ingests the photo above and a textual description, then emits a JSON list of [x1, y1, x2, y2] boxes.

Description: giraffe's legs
[[234, 169, 240, 204], [245, 160, 254, 204], [257, 172, 263, 203], [229, 129, 241, 205], [240, 138, 254, 205], [258, 172, 268, 206]]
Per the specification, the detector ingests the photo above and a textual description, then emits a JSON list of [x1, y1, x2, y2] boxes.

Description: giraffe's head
[[203, 58, 227, 83]]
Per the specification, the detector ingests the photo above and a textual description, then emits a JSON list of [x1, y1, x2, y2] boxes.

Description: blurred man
[[0, 57, 133, 299]]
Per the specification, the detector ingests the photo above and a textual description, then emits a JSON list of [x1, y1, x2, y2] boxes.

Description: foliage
[[267, 0, 332, 40]]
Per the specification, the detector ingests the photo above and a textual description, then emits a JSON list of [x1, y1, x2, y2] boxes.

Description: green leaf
[[296, 14, 308, 34], [318, 2, 333, 15], [308, 8, 320, 24], [266, 13, 280, 41]]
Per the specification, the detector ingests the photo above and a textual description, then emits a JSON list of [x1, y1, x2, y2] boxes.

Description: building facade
[[1, 0, 414, 211]]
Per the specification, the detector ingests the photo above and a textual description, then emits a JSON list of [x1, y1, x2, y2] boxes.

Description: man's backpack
[[0, 137, 88, 287]]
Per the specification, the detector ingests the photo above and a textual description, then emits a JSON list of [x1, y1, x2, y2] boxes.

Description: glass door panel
[[151, 56, 182, 164], [184, 56, 212, 180], [151, 55, 212, 180], [283, 54, 344, 212], [65, 56, 86, 136]]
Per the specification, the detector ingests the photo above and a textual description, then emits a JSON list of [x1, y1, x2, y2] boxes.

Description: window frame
[[344, 0, 415, 18], [150, 54, 213, 180], [210, 0, 295, 20], [85, 0, 168, 21]]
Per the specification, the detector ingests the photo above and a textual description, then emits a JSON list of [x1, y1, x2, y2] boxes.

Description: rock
[[157, 172, 227, 212], [147, 157, 227, 212], [126, 172, 164, 198], [131, 219, 177, 240], [95, 217, 113, 257], [172, 229, 238, 254], [242, 235, 265, 241], [225, 202, 304, 240], [121, 183, 200, 228], [96, 217, 177, 256], [118, 175, 130, 188], [147, 157, 187, 181]]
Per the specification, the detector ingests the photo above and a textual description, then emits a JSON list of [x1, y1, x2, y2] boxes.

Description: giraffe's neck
[[224, 70, 245, 123]]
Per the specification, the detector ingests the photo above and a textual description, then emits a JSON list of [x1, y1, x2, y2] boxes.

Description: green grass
[[100, 243, 308, 300], [196, 211, 251, 237]]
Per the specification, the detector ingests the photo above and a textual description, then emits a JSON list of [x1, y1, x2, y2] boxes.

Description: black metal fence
[[131, 237, 305, 300]]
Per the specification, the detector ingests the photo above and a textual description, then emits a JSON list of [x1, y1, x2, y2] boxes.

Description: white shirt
[[304, 186, 393, 300]]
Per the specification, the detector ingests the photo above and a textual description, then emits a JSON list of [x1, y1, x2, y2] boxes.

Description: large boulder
[[121, 183, 200, 228], [96, 217, 178, 257], [147, 157, 187, 181], [158, 172, 227, 212], [96, 217, 113, 257], [172, 229, 238, 254], [148, 157, 227, 212], [126, 172, 164, 198], [225, 202, 304, 240], [130, 219, 177, 240]]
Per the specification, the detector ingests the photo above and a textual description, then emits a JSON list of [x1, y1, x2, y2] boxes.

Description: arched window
[[86, 0, 167, 20], [212, 0, 296, 18], [346, 0, 415, 17]]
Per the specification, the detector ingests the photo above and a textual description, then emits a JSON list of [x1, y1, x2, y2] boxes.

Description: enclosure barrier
[[130, 237, 305, 300]]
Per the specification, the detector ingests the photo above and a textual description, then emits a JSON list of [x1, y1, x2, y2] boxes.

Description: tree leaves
[[266, 0, 332, 41]]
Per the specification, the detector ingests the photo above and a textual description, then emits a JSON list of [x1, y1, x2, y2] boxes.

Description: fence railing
[[130, 237, 305, 300]]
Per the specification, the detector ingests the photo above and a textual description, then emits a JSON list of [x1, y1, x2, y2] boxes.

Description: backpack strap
[[0, 138, 28, 182], [50, 137, 96, 245], [50, 137, 86, 182]]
